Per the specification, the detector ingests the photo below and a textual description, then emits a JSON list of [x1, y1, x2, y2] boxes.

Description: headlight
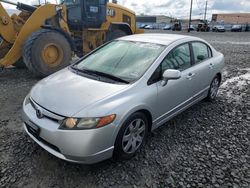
[[60, 114, 116, 130], [55, 5, 63, 12]]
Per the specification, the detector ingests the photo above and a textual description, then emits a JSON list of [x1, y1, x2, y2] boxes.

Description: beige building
[[136, 15, 172, 24], [212, 13, 250, 24], [155, 15, 172, 24]]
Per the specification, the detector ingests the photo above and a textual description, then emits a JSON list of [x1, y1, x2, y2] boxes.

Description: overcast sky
[[3, 0, 250, 20]]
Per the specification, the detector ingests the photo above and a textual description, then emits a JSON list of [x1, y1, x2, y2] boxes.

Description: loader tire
[[106, 29, 127, 42], [23, 29, 71, 77]]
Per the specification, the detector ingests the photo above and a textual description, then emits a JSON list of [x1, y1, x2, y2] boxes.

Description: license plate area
[[25, 121, 40, 139]]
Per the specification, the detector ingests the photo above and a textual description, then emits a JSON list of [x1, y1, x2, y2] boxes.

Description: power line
[[195, 0, 203, 12], [195, 0, 209, 20]]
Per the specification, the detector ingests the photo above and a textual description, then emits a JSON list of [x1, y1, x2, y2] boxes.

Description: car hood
[[30, 68, 129, 117]]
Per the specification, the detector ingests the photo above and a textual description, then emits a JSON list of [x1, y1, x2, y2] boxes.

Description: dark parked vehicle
[[231, 25, 242, 32], [246, 24, 249, 31]]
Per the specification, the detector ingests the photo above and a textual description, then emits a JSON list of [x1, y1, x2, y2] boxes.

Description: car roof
[[118, 34, 194, 46]]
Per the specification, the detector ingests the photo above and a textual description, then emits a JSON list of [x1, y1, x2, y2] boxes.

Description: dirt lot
[[0, 32, 250, 188]]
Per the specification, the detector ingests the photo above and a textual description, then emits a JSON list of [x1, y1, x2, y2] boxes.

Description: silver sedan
[[22, 34, 224, 164]]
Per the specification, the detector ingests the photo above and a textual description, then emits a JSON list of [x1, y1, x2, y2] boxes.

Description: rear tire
[[206, 75, 220, 101], [23, 29, 71, 77], [113, 112, 148, 161], [106, 29, 127, 42]]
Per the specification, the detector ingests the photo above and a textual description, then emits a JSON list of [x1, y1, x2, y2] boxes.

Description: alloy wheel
[[122, 119, 146, 154], [210, 77, 220, 99]]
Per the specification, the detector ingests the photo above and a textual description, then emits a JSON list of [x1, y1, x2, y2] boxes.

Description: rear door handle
[[186, 73, 196, 80], [209, 63, 215, 69]]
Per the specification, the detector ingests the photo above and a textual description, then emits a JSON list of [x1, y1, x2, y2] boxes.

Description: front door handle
[[186, 73, 196, 80], [209, 63, 215, 69]]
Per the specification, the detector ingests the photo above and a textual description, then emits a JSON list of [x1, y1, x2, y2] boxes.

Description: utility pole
[[204, 0, 208, 21], [188, 0, 193, 32]]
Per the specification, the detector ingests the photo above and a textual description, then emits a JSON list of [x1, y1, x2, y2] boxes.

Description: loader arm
[[0, 2, 16, 43], [0, 3, 69, 68]]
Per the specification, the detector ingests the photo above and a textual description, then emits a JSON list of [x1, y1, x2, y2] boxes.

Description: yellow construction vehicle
[[171, 19, 182, 31], [0, 0, 143, 77], [197, 20, 210, 32]]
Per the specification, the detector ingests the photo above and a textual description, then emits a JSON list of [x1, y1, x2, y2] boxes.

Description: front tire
[[23, 29, 71, 77], [113, 112, 148, 160], [206, 75, 220, 101]]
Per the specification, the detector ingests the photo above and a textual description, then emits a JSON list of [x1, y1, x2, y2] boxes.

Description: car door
[[189, 42, 215, 97], [149, 43, 197, 127]]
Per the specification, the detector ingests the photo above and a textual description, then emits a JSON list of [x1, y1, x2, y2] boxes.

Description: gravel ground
[[0, 32, 250, 188]]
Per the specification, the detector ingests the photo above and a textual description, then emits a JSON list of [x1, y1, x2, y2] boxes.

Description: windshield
[[74, 40, 165, 83], [59, 0, 80, 5]]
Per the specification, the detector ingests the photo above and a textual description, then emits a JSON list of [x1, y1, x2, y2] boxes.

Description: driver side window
[[162, 43, 191, 73], [148, 43, 191, 85]]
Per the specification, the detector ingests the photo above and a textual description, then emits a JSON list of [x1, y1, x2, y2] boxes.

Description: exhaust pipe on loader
[[0, 0, 37, 12]]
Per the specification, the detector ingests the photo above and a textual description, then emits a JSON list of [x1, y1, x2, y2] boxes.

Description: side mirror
[[197, 55, 205, 61], [161, 69, 181, 86]]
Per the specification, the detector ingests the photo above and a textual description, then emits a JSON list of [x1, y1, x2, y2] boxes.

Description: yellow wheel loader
[[0, 0, 143, 77]]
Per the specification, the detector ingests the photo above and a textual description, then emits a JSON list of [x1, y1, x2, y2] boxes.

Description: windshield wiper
[[70, 66, 130, 84], [82, 68, 130, 84], [71, 66, 100, 77]]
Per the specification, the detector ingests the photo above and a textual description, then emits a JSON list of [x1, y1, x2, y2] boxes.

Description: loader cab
[[61, 0, 108, 29]]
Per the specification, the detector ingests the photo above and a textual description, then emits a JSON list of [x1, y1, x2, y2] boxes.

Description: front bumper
[[231, 29, 241, 32], [217, 29, 225, 32], [22, 98, 115, 164]]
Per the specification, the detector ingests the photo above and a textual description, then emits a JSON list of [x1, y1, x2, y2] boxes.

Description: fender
[[111, 104, 154, 146], [109, 22, 133, 35]]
